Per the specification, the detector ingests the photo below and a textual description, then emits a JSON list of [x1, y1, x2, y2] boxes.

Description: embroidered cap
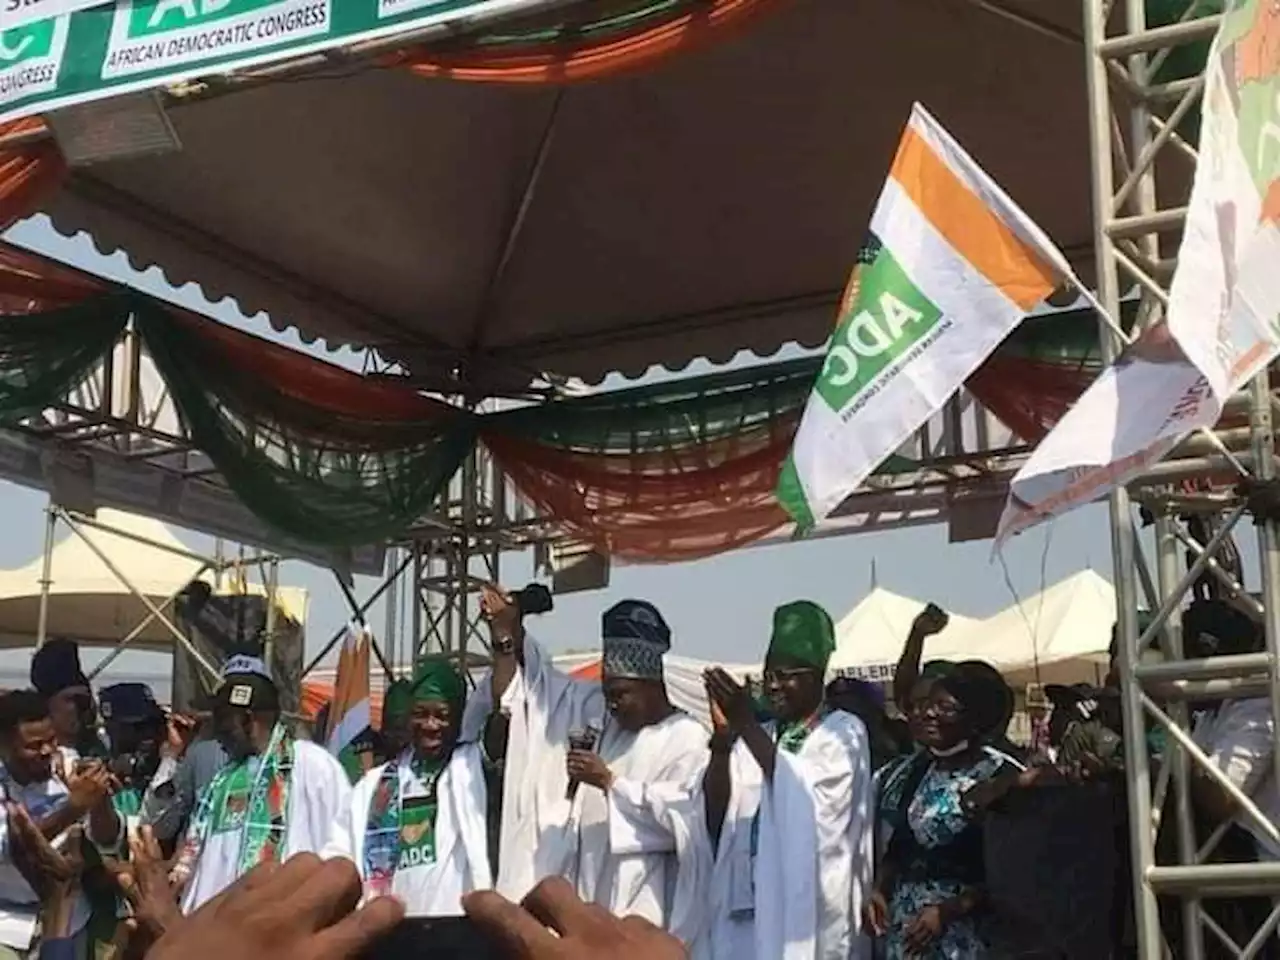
[[601, 600, 671, 682], [766, 600, 836, 672]]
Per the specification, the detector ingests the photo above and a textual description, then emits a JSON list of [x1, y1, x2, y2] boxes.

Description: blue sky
[[0, 214, 1119, 688]]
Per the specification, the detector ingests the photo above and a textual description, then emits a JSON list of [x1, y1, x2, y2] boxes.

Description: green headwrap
[[382, 680, 413, 724], [410, 655, 467, 708], [766, 600, 836, 671]]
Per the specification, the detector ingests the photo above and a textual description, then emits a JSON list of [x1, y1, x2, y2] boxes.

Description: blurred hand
[[163, 714, 199, 760], [913, 603, 950, 638], [145, 854, 402, 960], [464, 876, 686, 959], [566, 751, 613, 792], [863, 890, 889, 937], [903, 904, 946, 953], [704, 669, 753, 733], [707, 694, 729, 735], [65, 760, 113, 816], [115, 826, 182, 945], [4, 802, 83, 899], [481, 584, 521, 647]]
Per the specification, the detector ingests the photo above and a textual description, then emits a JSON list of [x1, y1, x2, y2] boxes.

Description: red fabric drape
[[387, 0, 787, 84]]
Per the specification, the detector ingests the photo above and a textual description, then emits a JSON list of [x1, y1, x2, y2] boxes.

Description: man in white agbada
[[326, 655, 491, 912], [460, 583, 605, 902], [697, 600, 874, 960], [171, 656, 350, 913], [561, 600, 708, 939]]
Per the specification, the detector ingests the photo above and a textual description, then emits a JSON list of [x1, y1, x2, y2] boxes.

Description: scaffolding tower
[[1086, 1, 1280, 956]]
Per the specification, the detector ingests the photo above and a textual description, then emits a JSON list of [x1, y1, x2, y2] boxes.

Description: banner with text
[[0, 0, 539, 124], [997, 1, 1280, 542], [0, 1, 104, 34]]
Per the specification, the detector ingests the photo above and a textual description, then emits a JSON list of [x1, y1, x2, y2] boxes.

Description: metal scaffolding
[[1085, 1, 1280, 956]]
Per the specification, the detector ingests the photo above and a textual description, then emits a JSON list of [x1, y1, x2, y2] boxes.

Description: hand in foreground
[[145, 854, 403, 960], [703, 668, 753, 733], [464, 876, 686, 959], [115, 826, 182, 945], [4, 802, 83, 899], [566, 751, 613, 792]]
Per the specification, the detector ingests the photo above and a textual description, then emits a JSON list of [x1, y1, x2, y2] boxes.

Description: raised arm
[[892, 603, 950, 713]]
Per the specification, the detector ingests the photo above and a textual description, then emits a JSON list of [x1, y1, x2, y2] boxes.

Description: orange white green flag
[[326, 624, 372, 781], [776, 103, 1071, 531]]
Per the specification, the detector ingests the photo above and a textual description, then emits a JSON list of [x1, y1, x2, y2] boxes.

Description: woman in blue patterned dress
[[866, 664, 1024, 959]]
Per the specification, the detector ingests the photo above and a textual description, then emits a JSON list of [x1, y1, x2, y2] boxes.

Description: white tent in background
[[828, 587, 980, 682], [977, 569, 1114, 687], [0, 509, 307, 650]]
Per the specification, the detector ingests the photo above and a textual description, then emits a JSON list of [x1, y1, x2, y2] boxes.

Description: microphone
[[566, 725, 600, 801]]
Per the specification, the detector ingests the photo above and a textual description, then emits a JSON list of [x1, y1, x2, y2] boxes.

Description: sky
[[0, 213, 1122, 690]]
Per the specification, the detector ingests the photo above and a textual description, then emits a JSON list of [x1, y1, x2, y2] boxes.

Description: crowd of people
[[0, 582, 1275, 960]]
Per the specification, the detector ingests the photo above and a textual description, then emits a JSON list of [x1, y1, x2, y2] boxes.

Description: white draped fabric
[[324, 743, 492, 915], [568, 711, 708, 940], [460, 634, 605, 901]]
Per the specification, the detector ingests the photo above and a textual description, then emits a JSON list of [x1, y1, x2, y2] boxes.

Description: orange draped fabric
[[482, 425, 792, 563], [387, 0, 787, 84], [0, 119, 66, 236]]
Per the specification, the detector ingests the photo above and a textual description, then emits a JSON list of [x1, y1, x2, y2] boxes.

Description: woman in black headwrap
[[868, 663, 1025, 959]]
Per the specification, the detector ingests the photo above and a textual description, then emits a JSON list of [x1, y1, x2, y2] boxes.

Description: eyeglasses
[[763, 667, 819, 684]]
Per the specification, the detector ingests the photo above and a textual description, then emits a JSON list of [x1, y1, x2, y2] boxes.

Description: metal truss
[[1086, 1, 1280, 956]]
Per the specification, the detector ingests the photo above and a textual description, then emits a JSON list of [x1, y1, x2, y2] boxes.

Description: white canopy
[[829, 587, 980, 682], [0, 509, 307, 651], [829, 572, 1114, 689], [976, 569, 1113, 687]]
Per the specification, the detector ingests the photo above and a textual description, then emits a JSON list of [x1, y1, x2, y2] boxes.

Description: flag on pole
[[326, 624, 372, 782], [777, 103, 1070, 531], [997, 2, 1280, 542]]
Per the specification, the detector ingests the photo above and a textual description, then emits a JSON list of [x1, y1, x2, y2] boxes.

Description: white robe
[[567, 711, 708, 940], [324, 744, 492, 915], [460, 634, 605, 901], [180, 740, 352, 914], [688, 711, 874, 960]]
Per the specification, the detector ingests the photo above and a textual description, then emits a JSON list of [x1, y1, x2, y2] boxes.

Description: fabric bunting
[[133, 303, 476, 547], [388, 0, 783, 84]]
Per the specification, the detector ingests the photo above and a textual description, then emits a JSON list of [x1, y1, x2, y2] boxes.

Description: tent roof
[[977, 568, 1114, 673], [0, 509, 307, 650], [830, 587, 980, 677], [39, 0, 1090, 390]]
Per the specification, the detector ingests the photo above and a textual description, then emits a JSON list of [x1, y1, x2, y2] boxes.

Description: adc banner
[[0, 0, 545, 124]]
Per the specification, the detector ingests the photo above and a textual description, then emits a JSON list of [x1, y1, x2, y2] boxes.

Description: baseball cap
[[99, 683, 163, 724], [207, 655, 279, 712]]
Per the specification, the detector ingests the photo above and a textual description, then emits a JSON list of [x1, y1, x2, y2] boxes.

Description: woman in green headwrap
[[324, 656, 494, 915]]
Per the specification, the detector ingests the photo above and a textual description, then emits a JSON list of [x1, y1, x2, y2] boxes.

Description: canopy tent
[[978, 569, 1114, 688], [0, 508, 307, 651], [829, 587, 980, 682], [19, 0, 1091, 393], [829, 572, 1114, 689]]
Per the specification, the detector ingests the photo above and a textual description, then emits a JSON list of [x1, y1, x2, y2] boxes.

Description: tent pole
[[35, 505, 57, 649]]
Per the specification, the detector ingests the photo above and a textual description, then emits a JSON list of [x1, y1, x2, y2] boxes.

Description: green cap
[[766, 600, 836, 671], [382, 679, 413, 723], [410, 655, 467, 708]]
